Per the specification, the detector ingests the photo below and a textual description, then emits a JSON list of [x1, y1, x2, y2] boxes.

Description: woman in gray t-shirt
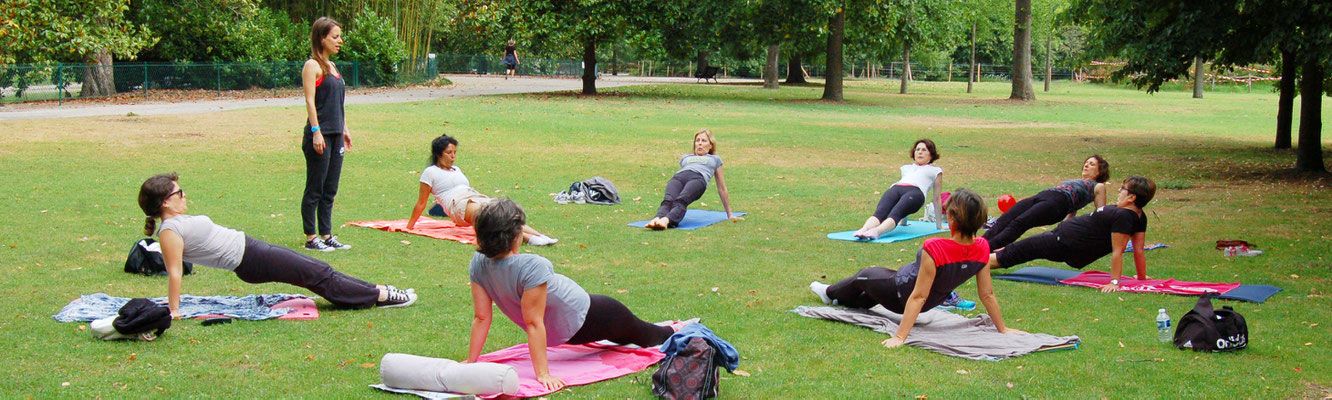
[[643, 129, 740, 229], [466, 199, 683, 391], [137, 173, 417, 318]]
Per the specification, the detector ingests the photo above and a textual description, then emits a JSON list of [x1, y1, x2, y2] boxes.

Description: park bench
[[695, 66, 720, 83]]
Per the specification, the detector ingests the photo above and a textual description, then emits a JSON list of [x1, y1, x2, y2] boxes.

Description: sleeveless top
[[888, 238, 991, 312], [892, 163, 943, 198], [305, 65, 345, 135], [1049, 178, 1096, 211]]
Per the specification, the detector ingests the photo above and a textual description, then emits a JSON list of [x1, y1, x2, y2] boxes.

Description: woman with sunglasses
[[138, 173, 416, 318]]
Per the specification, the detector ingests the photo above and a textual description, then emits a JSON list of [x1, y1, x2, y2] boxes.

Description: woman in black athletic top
[[503, 39, 519, 79], [300, 17, 353, 252]]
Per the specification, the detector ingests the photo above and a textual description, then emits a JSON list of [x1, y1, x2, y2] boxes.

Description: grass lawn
[[1, 79, 1329, 398]]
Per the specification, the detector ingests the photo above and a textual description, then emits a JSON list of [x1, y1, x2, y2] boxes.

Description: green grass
[[1, 79, 1329, 398]]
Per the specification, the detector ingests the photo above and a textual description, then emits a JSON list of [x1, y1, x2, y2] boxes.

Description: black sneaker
[[376, 288, 417, 308], [303, 238, 334, 252], [323, 236, 352, 250]]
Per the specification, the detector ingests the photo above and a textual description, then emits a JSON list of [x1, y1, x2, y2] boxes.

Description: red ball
[[998, 194, 1016, 213]]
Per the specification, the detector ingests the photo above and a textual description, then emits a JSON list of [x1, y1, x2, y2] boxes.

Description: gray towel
[[793, 305, 1080, 361]]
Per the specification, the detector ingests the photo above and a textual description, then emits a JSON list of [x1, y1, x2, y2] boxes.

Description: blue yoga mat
[[827, 222, 949, 244], [993, 267, 1283, 303], [628, 210, 746, 230]]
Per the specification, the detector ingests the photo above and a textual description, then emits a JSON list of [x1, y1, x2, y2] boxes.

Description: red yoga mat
[[1060, 271, 1240, 295], [347, 217, 477, 244]]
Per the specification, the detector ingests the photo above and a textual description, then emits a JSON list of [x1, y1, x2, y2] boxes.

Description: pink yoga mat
[[475, 342, 665, 399], [1060, 271, 1240, 295], [347, 217, 477, 244], [194, 297, 319, 320]]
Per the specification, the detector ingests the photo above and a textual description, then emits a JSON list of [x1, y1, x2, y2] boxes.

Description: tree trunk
[[696, 50, 709, 74], [822, 8, 845, 102], [900, 44, 911, 94], [968, 23, 976, 93], [80, 49, 116, 97], [1043, 31, 1051, 92], [764, 44, 780, 89], [581, 40, 597, 95], [1192, 57, 1204, 99], [787, 54, 807, 84], [1296, 60, 1326, 173], [611, 45, 618, 76], [1276, 50, 1295, 149], [1009, 0, 1035, 101]]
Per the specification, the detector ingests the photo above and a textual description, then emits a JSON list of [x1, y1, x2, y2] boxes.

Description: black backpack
[[652, 337, 719, 400], [1173, 294, 1248, 352], [124, 239, 193, 276]]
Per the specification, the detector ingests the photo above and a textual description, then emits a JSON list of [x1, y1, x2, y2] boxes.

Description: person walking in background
[[503, 39, 520, 79]]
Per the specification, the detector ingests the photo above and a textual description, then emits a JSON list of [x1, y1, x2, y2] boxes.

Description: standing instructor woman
[[301, 17, 352, 252]]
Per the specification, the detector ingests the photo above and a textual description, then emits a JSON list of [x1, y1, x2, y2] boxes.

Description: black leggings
[[825, 267, 907, 313], [301, 132, 345, 236], [232, 236, 379, 308], [983, 190, 1071, 250], [655, 171, 708, 228], [566, 294, 673, 348], [872, 185, 924, 223], [995, 231, 1103, 270]]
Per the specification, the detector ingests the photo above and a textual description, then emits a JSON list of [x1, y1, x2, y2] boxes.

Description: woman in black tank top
[[300, 17, 353, 252], [503, 39, 519, 79]]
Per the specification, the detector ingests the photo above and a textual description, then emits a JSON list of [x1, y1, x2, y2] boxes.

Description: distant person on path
[[465, 199, 690, 390], [138, 173, 417, 318], [643, 129, 740, 230], [503, 39, 520, 79], [983, 155, 1110, 250], [300, 16, 353, 252], [811, 189, 1024, 347], [986, 176, 1157, 293], [851, 139, 944, 240], [407, 134, 557, 246]]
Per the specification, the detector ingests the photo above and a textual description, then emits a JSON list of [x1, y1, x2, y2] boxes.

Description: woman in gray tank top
[[138, 173, 416, 318], [643, 129, 740, 230]]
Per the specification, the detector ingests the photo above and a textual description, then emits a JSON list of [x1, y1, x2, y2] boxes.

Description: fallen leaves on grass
[[732, 369, 751, 377], [361, 362, 376, 368]]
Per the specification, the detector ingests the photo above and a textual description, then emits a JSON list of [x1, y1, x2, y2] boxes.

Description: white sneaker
[[528, 234, 558, 246], [810, 281, 832, 305]]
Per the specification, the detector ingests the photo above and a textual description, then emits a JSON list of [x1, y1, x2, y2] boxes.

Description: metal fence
[[0, 57, 439, 104]]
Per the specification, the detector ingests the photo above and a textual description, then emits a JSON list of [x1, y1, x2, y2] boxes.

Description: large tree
[[0, 0, 155, 97], [526, 0, 646, 94], [821, 4, 845, 101], [1010, 0, 1036, 100], [1072, 0, 1329, 172]]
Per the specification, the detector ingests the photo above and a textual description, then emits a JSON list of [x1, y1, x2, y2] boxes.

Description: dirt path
[[0, 75, 759, 121]]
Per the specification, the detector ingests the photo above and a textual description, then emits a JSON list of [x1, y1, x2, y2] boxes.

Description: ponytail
[[144, 216, 158, 236]]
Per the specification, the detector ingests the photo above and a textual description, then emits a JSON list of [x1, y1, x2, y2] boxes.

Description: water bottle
[[1156, 308, 1172, 343]]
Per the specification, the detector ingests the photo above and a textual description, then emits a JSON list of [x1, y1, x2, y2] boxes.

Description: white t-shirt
[[894, 163, 943, 197], [420, 165, 471, 207]]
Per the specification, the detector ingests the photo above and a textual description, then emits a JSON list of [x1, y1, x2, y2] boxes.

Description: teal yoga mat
[[827, 222, 949, 244]]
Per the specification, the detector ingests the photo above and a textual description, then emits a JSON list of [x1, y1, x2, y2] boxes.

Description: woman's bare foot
[[646, 217, 669, 230]]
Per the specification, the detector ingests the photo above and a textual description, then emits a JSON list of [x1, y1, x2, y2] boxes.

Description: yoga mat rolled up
[[380, 353, 518, 396]]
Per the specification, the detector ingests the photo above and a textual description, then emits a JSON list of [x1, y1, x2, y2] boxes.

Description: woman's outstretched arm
[[159, 230, 186, 318], [406, 182, 433, 230], [466, 283, 494, 363]]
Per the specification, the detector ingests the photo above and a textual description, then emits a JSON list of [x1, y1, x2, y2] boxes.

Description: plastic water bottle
[[1156, 308, 1172, 343]]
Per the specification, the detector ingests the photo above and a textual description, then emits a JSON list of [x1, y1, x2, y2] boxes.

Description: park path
[[0, 75, 759, 121]]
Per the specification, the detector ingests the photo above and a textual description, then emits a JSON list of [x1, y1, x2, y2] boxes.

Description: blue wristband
[[311, 125, 321, 133]]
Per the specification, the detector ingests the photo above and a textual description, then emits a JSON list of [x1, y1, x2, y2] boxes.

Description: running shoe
[[935, 291, 976, 311], [1223, 245, 1263, 257]]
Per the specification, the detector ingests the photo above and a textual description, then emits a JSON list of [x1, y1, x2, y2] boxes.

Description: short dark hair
[[1124, 176, 1156, 209], [945, 188, 986, 239], [473, 198, 525, 258], [138, 172, 179, 236], [1088, 155, 1111, 183], [429, 134, 459, 166], [910, 139, 939, 163]]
